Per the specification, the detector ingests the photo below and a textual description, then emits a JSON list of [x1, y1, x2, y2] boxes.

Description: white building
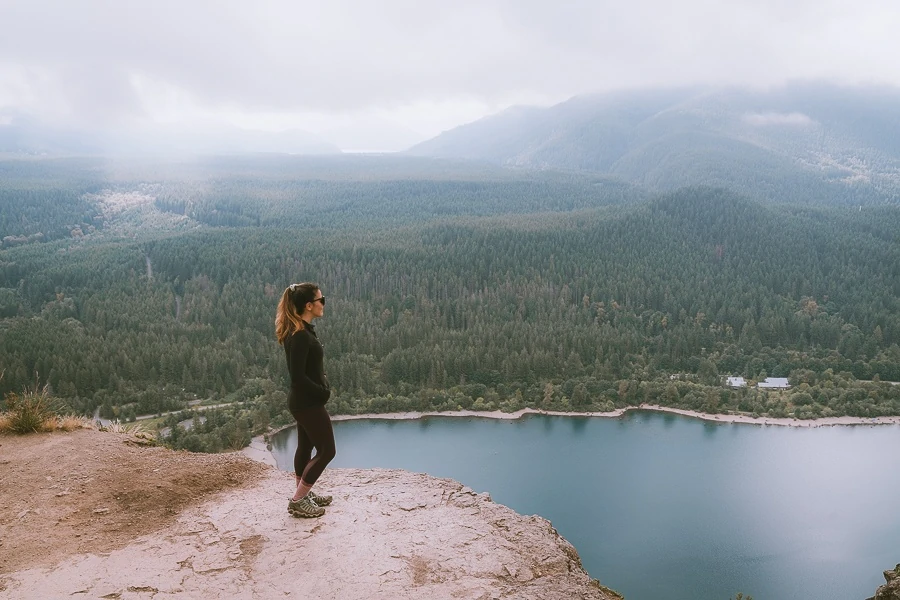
[[757, 377, 791, 390], [726, 376, 747, 388]]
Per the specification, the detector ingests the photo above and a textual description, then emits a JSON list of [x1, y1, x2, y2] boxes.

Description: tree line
[[2, 159, 899, 449]]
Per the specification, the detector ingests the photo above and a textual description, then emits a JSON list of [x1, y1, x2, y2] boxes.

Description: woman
[[275, 282, 335, 518]]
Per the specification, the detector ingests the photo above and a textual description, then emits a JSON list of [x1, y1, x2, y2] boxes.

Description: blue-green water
[[269, 411, 900, 600]]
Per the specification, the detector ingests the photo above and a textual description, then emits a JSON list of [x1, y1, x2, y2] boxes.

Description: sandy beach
[[326, 404, 900, 428]]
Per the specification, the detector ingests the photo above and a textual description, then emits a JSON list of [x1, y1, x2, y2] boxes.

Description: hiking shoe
[[306, 490, 333, 507], [288, 496, 325, 518]]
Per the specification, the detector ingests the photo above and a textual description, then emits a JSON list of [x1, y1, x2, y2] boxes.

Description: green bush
[[3, 385, 55, 433]]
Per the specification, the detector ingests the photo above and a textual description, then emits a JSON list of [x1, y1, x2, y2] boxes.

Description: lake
[[269, 411, 900, 600]]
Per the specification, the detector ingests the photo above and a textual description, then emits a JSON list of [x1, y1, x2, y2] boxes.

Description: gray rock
[[2, 468, 621, 600], [869, 564, 900, 600]]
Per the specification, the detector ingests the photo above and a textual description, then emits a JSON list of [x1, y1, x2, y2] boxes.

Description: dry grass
[[0, 412, 94, 434], [36, 417, 57, 433], [56, 415, 94, 432], [0, 373, 95, 434]]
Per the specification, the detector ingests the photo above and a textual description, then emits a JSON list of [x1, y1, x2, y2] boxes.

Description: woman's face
[[306, 290, 325, 319]]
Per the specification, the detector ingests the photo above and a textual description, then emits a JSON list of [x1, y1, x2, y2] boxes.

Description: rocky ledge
[[869, 565, 900, 600], [1, 431, 620, 599]]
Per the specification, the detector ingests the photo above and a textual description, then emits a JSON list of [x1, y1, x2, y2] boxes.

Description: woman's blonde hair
[[275, 282, 319, 344]]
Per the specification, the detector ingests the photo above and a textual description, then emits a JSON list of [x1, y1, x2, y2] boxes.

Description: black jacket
[[285, 321, 331, 410]]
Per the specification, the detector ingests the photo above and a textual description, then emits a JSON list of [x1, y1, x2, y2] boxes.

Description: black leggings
[[290, 403, 336, 485]]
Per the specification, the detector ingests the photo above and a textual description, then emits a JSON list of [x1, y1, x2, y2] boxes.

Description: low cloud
[[742, 112, 816, 127], [1, 0, 899, 149]]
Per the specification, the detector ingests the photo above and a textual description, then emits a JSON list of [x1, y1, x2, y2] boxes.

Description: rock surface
[[0, 429, 266, 575], [869, 565, 900, 600], [0, 431, 620, 599]]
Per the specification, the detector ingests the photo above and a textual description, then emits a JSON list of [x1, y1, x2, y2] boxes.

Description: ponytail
[[275, 282, 319, 344]]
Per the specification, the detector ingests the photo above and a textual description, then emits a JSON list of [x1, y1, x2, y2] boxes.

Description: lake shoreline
[[326, 405, 900, 427], [260, 404, 900, 444], [249, 404, 900, 461]]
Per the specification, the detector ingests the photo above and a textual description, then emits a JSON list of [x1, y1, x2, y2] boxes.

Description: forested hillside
[[0, 158, 106, 245], [1, 156, 899, 450]]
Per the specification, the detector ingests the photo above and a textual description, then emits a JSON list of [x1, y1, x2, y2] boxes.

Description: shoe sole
[[286, 503, 329, 513], [289, 508, 324, 518]]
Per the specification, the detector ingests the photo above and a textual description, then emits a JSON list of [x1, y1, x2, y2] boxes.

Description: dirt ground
[[0, 428, 266, 575]]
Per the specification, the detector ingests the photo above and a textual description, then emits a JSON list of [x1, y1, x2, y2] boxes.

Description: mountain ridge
[[409, 82, 900, 204]]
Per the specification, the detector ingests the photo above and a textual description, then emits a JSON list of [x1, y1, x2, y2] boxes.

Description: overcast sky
[[2, 0, 899, 151]]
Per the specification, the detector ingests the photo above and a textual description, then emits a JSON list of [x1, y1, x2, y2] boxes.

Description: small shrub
[[99, 420, 140, 434], [0, 412, 11, 433], [98, 420, 156, 442], [4, 386, 55, 434]]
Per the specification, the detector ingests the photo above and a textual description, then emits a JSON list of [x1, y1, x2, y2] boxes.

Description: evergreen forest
[[1, 155, 899, 451]]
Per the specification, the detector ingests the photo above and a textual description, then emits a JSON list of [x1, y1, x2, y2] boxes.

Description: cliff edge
[[869, 565, 900, 600], [0, 429, 620, 599]]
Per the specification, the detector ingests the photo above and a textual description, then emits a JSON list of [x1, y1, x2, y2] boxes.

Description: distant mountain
[[409, 83, 900, 203], [129, 123, 342, 156], [0, 115, 341, 156], [0, 114, 107, 155]]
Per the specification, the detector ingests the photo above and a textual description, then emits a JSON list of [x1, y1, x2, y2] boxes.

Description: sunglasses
[[310, 296, 326, 306]]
